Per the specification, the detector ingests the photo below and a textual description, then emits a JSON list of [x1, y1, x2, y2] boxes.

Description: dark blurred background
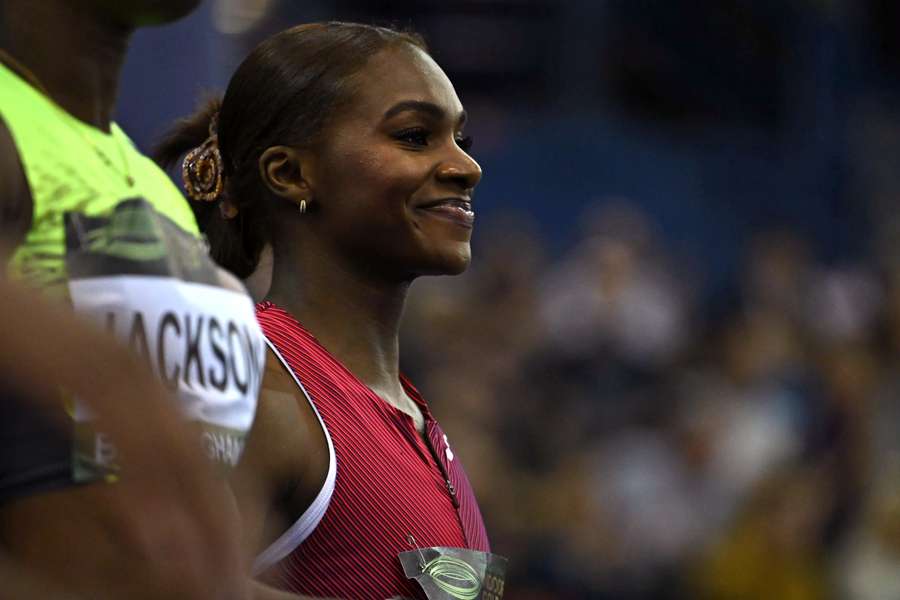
[[121, 1, 900, 598]]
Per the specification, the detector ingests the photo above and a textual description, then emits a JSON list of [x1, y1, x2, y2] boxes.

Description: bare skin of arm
[[231, 349, 336, 600], [0, 552, 83, 599]]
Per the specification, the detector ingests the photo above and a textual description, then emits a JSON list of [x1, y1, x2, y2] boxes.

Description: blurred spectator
[[539, 201, 691, 368], [687, 468, 832, 600]]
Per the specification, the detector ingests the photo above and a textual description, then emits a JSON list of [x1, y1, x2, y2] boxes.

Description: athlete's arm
[[0, 552, 81, 599], [231, 349, 333, 599]]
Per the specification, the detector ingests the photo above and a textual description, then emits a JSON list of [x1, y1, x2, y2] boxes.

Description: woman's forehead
[[346, 46, 463, 120]]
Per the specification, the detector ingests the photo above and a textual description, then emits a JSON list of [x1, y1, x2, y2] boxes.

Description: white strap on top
[[252, 338, 337, 575]]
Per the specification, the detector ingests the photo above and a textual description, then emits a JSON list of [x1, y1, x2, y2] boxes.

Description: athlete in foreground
[[0, 2, 270, 598]]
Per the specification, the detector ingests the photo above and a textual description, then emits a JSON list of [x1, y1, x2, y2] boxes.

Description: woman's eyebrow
[[383, 100, 467, 126]]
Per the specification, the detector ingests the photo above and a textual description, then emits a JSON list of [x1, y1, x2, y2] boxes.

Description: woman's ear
[[259, 146, 315, 204]]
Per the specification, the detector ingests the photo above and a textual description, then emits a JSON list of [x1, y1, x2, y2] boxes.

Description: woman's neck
[[266, 241, 411, 397], [2, 1, 133, 131]]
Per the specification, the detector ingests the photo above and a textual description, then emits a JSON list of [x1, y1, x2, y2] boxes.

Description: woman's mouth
[[415, 198, 475, 227]]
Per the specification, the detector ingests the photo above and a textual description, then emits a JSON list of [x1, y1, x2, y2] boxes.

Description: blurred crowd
[[401, 200, 900, 600]]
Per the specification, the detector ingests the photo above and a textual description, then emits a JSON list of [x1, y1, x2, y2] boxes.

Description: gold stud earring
[[299, 199, 307, 214]]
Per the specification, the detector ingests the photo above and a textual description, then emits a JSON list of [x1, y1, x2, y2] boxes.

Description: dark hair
[[155, 22, 428, 278]]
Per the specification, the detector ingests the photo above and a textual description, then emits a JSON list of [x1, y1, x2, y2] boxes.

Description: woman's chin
[[416, 243, 472, 277]]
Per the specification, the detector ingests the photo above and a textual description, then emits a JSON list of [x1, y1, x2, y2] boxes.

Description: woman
[[0, 1, 272, 598], [157, 22, 498, 600]]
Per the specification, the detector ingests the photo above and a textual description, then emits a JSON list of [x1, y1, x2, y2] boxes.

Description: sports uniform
[[255, 301, 489, 600]]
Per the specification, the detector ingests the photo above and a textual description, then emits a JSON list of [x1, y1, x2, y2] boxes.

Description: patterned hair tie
[[182, 114, 225, 202]]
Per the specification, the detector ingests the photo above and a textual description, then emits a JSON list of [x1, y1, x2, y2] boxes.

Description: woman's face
[[307, 45, 482, 280]]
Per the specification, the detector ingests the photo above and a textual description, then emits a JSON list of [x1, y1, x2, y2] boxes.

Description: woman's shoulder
[[255, 303, 331, 368], [255, 301, 301, 336]]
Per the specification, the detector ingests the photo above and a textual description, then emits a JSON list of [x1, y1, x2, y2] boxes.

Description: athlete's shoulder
[[255, 304, 320, 356], [255, 308, 350, 394]]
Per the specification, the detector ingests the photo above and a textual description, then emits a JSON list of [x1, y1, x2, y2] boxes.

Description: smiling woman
[[155, 21, 498, 600]]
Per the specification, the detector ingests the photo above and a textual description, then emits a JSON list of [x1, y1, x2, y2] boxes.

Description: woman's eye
[[456, 135, 474, 152], [394, 128, 430, 147]]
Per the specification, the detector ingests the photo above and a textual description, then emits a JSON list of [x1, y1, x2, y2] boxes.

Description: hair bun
[[182, 115, 225, 202]]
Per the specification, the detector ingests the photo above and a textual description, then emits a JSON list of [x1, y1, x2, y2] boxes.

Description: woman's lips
[[416, 199, 475, 227]]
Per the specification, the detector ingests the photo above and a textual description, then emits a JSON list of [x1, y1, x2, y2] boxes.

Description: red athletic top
[[256, 302, 490, 600]]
